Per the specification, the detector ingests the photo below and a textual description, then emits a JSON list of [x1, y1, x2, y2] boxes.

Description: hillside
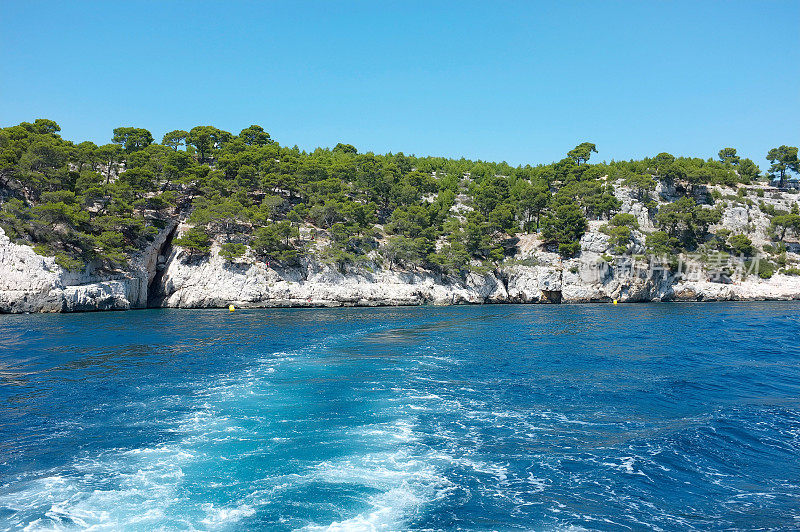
[[1, 119, 799, 312]]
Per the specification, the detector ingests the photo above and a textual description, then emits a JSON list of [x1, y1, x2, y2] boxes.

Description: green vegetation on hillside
[[1, 119, 798, 273]]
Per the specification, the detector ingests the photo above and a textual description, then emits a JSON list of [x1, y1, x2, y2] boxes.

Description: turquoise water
[[1, 303, 799, 530]]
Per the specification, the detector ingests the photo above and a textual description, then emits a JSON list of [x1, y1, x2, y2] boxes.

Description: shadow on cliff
[[146, 226, 178, 308]]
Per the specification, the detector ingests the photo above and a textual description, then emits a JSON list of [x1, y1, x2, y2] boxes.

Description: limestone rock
[[0, 223, 175, 313], [4, 184, 800, 312]]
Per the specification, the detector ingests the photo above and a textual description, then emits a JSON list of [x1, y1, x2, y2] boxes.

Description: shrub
[[609, 212, 638, 228], [558, 241, 581, 257], [541, 203, 587, 257], [601, 224, 633, 254], [645, 231, 677, 255], [746, 258, 775, 279], [55, 252, 85, 272], [220, 242, 247, 261], [727, 234, 754, 256], [174, 227, 211, 254], [252, 221, 299, 263]]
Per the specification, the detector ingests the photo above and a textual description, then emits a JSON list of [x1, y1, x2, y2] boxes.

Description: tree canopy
[[0, 120, 795, 274]]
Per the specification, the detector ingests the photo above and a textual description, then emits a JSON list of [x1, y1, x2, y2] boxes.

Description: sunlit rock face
[[0, 222, 175, 312], [3, 186, 800, 313]]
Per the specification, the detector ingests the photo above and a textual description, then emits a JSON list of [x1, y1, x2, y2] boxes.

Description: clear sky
[[1, 1, 798, 168]]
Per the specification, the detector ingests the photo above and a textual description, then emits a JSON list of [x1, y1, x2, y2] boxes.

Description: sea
[[1, 303, 799, 530]]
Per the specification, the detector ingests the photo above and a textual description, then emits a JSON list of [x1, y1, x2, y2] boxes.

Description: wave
[[3, 305, 800, 530]]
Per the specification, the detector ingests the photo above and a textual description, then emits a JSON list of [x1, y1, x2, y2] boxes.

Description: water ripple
[[0, 303, 799, 530]]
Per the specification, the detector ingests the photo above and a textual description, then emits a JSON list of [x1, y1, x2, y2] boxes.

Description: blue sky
[[1, 1, 798, 167]]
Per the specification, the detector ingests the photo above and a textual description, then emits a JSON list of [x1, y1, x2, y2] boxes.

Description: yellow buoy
[[228, 304, 235, 312], [612, 299, 618, 305]]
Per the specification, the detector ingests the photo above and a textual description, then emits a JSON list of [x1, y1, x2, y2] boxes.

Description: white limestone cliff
[[3, 184, 800, 313], [0, 222, 175, 312]]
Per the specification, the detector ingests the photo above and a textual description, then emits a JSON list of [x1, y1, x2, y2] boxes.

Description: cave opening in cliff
[[147, 225, 177, 308], [541, 290, 562, 304]]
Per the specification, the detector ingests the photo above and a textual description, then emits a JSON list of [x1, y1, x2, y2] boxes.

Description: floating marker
[[229, 304, 235, 312], [613, 299, 618, 305]]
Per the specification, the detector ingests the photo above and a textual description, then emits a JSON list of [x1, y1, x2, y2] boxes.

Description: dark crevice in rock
[[147, 225, 178, 307], [497, 270, 510, 294], [541, 289, 562, 304]]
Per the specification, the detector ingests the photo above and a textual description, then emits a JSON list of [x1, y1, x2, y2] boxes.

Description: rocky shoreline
[[3, 223, 800, 313], [4, 178, 800, 313]]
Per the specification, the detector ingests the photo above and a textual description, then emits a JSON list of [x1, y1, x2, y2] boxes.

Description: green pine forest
[[1, 119, 799, 276]]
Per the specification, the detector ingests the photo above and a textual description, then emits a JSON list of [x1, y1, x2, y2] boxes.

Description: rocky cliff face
[[3, 184, 800, 313], [151, 236, 800, 310], [0, 222, 175, 312], [160, 247, 508, 308]]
